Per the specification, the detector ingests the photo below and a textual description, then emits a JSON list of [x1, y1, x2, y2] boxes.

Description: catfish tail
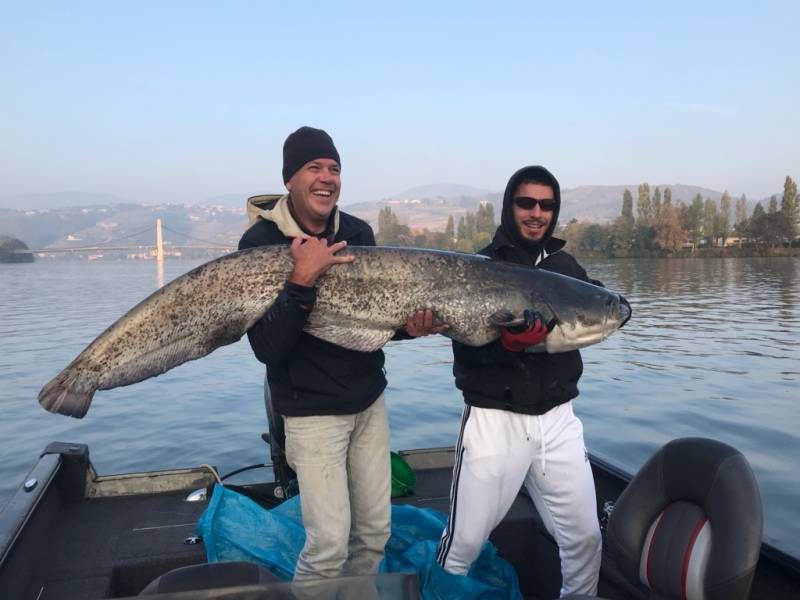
[[38, 367, 97, 419]]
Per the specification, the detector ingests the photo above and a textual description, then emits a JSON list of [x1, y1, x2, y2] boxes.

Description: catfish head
[[489, 268, 631, 353]]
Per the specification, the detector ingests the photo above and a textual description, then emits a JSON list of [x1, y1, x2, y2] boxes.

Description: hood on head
[[500, 165, 561, 249]]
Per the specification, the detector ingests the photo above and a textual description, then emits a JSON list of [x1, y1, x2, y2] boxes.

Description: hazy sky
[[2, 1, 798, 207]]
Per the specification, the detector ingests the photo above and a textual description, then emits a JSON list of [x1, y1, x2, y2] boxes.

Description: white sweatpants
[[436, 402, 601, 597]]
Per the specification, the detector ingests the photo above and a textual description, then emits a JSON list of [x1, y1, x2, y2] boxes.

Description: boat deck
[[2, 445, 798, 599], [2, 447, 564, 599], [14, 489, 207, 599]]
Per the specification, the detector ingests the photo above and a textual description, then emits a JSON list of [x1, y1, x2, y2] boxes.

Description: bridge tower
[[156, 219, 164, 262]]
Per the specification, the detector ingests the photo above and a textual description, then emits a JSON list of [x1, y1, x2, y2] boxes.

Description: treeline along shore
[[376, 176, 800, 259]]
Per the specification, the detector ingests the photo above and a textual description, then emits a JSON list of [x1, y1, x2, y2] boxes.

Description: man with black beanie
[[239, 126, 443, 581], [436, 165, 630, 596]]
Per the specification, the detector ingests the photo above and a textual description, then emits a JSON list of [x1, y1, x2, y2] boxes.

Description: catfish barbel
[[38, 246, 631, 418]]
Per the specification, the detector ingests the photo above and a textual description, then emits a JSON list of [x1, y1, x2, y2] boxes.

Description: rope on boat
[[200, 464, 224, 486]]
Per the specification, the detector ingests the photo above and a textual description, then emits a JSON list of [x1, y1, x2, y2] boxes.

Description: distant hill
[[0, 204, 247, 250], [347, 197, 500, 231], [392, 183, 492, 200], [201, 193, 252, 209], [343, 182, 496, 230], [0, 192, 134, 210], [0, 191, 258, 211], [346, 183, 745, 230]]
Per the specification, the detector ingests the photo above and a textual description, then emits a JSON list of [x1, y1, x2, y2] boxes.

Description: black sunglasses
[[512, 196, 556, 211]]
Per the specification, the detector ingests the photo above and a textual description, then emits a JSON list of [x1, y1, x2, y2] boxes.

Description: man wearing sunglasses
[[437, 165, 617, 596]]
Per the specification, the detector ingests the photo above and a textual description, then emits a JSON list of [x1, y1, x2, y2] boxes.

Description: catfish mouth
[[554, 294, 629, 350], [619, 295, 632, 326], [601, 294, 631, 340]]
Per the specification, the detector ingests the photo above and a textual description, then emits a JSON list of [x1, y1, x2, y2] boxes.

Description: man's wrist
[[284, 280, 317, 310], [289, 269, 317, 287]]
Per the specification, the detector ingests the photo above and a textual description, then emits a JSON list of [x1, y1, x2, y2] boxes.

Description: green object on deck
[[390, 451, 417, 498]]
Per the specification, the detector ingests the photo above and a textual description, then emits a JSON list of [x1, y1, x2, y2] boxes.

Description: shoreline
[[572, 247, 800, 259]]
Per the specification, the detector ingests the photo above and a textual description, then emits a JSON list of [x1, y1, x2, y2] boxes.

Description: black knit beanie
[[282, 126, 341, 183]]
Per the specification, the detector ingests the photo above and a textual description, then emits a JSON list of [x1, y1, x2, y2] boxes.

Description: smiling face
[[285, 158, 341, 233], [512, 182, 554, 243]]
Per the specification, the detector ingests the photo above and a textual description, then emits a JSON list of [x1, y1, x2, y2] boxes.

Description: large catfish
[[38, 246, 631, 418]]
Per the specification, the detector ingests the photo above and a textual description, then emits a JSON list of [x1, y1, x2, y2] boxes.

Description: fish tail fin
[[38, 369, 96, 419]]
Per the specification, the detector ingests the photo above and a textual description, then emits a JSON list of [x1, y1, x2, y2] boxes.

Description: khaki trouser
[[284, 394, 391, 581]]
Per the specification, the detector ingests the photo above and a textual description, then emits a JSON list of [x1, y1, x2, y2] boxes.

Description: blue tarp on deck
[[197, 484, 521, 599]]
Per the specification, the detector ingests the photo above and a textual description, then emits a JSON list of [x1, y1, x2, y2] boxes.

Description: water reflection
[[157, 257, 165, 288]]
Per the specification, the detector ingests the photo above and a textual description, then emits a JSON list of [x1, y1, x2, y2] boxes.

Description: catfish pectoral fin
[[488, 309, 525, 328]]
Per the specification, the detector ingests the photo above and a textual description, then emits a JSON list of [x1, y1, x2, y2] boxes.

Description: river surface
[[1, 256, 798, 558]]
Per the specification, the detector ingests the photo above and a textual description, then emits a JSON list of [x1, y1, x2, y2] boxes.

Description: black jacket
[[239, 198, 387, 417], [453, 166, 600, 416]]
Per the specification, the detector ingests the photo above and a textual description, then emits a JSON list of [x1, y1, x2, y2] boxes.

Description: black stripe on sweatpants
[[436, 404, 472, 566]]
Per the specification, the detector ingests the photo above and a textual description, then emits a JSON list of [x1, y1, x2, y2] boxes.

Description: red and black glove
[[500, 318, 549, 352]]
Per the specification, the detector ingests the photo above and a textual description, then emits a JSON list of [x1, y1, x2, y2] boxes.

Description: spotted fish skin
[[38, 246, 629, 418]]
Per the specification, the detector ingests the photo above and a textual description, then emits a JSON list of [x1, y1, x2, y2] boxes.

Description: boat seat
[[604, 437, 763, 600], [138, 560, 280, 595]]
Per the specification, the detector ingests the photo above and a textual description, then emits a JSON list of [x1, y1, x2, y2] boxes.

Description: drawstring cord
[[538, 416, 547, 476], [524, 414, 547, 476]]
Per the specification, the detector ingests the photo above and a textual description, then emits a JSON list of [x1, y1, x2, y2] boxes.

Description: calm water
[[1, 257, 798, 558]]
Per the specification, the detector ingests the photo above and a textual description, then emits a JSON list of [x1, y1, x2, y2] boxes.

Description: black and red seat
[[605, 437, 763, 600]]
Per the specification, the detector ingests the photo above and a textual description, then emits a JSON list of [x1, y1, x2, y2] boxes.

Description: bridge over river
[[20, 219, 235, 258]]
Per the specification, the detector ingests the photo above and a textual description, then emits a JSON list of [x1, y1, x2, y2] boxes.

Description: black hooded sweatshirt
[[452, 166, 600, 415], [239, 196, 388, 417]]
